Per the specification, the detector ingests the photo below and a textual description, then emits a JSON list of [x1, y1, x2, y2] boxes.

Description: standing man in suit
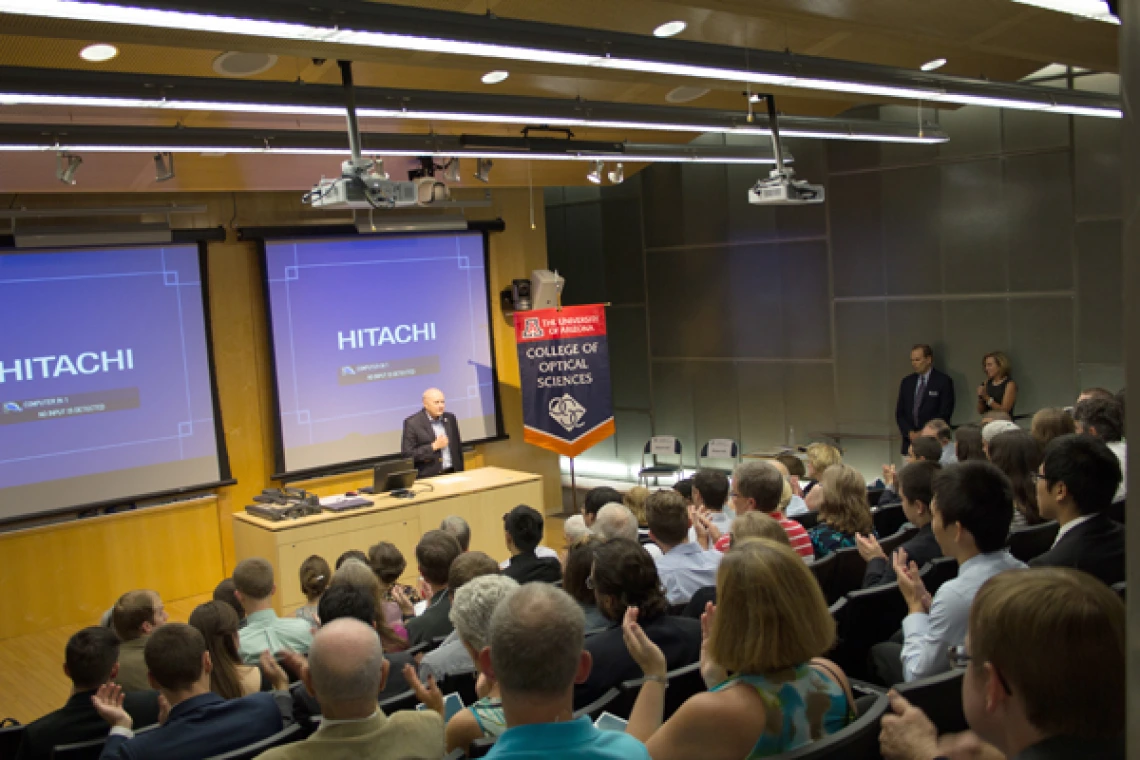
[[401, 388, 464, 479], [1030, 434, 1125, 586], [895, 344, 955, 456]]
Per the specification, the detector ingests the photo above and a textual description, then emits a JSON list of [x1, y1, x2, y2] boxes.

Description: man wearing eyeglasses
[[880, 567, 1124, 760]]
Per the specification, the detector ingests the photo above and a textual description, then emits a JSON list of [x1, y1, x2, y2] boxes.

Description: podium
[[232, 467, 543, 614]]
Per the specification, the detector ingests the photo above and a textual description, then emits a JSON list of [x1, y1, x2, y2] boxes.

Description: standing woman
[[977, 351, 1018, 417]]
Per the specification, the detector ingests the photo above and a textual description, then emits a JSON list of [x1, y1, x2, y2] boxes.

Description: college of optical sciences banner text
[[514, 304, 614, 457]]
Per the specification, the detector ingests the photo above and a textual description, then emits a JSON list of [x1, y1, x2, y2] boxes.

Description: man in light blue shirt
[[874, 461, 1025, 684], [480, 584, 649, 760], [687, 469, 735, 540], [921, 419, 958, 465], [646, 489, 722, 605], [233, 558, 313, 664]]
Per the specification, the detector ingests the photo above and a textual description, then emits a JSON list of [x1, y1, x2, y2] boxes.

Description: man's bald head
[[306, 618, 386, 706], [423, 388, 446, 418]]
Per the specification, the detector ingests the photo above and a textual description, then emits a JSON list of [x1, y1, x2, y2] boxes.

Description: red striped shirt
[[711, 512, 815, 561]]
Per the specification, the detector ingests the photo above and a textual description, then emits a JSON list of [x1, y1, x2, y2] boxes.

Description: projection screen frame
[[253, 226, 508, 483], [0, 237, 235, 526]]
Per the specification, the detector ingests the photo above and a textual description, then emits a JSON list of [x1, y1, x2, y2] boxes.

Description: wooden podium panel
[[232, 467, 543, 613]]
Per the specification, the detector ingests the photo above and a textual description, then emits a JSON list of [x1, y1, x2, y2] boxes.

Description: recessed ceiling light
[[79, 44, 118, 62], [213, 51, 278, 77], [481, 70, 510, 84], [653, 20, 687, 38], [920, 58, 947, 71]]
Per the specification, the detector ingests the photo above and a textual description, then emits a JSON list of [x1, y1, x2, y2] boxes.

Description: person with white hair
[[255, 618, 444, 760], [595, 503, 662, 557], [407, 575, 520, 754]]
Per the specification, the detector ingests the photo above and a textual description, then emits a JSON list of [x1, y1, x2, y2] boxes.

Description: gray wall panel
[[1002, 109, 1070, 153], [727, 244, 784, 358], [647, 249, 732, 358], [1073, 73, 1122, 219], [781, 241, 832, 358], [650, 362, 697, 462], [835, 301, 889, 423], [1005, 151, 1074, 292], [942, 300, 1009, 424], [692, 367, 742, 458], [1076, 220, 1125, 364], [641, 163, 684, 249], [941, 159, 1007, 293], [601, 197, 646, 306], [558, 203, 607, 305], [736, 363, 788, 452], [937, 106, 1001, 159], [1009, 297, 1076, 411], [613, 409, 654, 470], [680, 162, 729, 248], [785, 363, 837, 443], [882, 165, 942, 295], [830, 172, 885, 298], [886, 301, 945, 379], [607, 308, 652, 411]]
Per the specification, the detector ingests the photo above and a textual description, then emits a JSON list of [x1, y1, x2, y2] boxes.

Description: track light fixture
[[474, 157, 493, 183], [153, 151, 175, 181], [586, 160, 604, 185], [55, 151, 81, 184], [607, 162, 624, 184], [442, 157, 461, 182]]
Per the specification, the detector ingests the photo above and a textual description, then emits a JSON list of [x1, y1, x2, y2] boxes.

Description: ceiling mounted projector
[[748, 95, 825, 207]]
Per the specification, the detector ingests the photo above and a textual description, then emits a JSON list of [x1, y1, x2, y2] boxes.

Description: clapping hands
[[892, 548, 931, 614], [91, 683, 132, 729], [622, 607, 668, 679]]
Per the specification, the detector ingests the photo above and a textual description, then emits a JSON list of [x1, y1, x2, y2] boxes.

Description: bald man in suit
[[401, 388, 464, 479]]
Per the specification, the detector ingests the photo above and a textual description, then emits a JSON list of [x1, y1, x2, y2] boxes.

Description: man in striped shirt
[[717, 460, 814, 561]]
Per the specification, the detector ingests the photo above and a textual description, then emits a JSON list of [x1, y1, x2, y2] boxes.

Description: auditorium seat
[[0, 722, 24, 759], [826, 547, 868, 605], [919, 557, 958, 597], [573, 688, 623, 722], [437, 670, 479, 706], [809, 551, 838, 593], [443, 749, 466, 760], [829, 582, 909, 682], [206, 723, 303, 760], [1107, 500, 1125, 524], [698, 438, 740, 475], [872, 504, 907, 538], [1006, 521, 1060, 563], [467, 735, 498, 758], [878, 524, 920, 558], [51, 735, 104, 760], [777, 693, 889, 760], [638, 436, 684, 485], [605, 661, 706, 722], [792, 511, 820, 531], [866, 487, 886, 508], [894, 670, 967, 735], [378, 688, 420, 714]]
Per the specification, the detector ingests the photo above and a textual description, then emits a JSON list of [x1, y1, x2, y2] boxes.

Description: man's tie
[[914, 376, 927, 425]]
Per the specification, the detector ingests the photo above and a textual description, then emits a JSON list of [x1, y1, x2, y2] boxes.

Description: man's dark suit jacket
[[15, 689, 160, 760], [575, 614, 700, 708], [502, 551, 563, 585], [405, 590, 454, 647], [99, 692, 283, 760], [862, 523, 943, 588], [400, 409, 464, 479], [1029, 513, 1125, 586], [895, 368, 956, 454]]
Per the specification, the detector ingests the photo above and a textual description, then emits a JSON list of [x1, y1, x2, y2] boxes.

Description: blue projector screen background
[[262, 232, 501, 478], [0, 244, 228, 521]]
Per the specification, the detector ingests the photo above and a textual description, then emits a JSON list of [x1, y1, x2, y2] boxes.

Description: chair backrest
[[437, 669, 479, 707], [826, 547, 868, 605], [573, 688, 623, 722], [619, 661, 705, 722], [894, 670, 967, 735], [0, 723, 26, 760], [778, 693, 890, 760], [1106, 500, 1125, 524], [878, 525, 920, 558], [1006, 521, 1061, 563], [866, 487, 886, 508], [641, 436, 683, 471], [467, 736, 498, 758], [872, 504, 907, 537], [51, 735, 105, 760], [830, 582, 909, 682], [809, 551, 838, 596], [792, 511, 820, 531], [378, 688, 420, 714], [205, 723, 303, 760], [919, 557, 959, 597], [698, 439, 739, 471]]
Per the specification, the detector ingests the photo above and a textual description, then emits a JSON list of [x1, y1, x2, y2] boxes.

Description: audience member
[[440, 515, 472, 552], [188, 600, 261, 699], [1077, 386, 1116, 404], [672, 478, 693, 506], [809, 464, 875, 559], [954, 423, 986, 462], [405, 531, 463, 646], [1073, 397, 1127, 503], [212, 578, 246, 625], [315, 585, 413, 701], [294, 555, 330, 627], [725, 460, 813, 560], [873, 461, 1025, 685], [418, 551, 501, 683], [263, 618, 444, 760], [858, 461, 942, 588], [582, 486, 622, 528], [1030, 407, 1076, 450], [577, 539, 701, 706], [366, 541, 413, 643], [690, 469, 734, 535], [92, 623, 289, 759], [987, 429, 1044, 527], [771, 460, 810, 517], [1031, 434, 1125, 585], [233, 558, 313, 664], [981, 420, 1019, 458], [501, 505, 562, 585], [624, 486, 650, 526], [979, 409, 1013, 425], [896, 344, 956, 456], [15, 627, 159, 760], [977, 351, 1017, 417], [560, 535, 609, 632], [336, 550, 368, 570], [561, 514, 589, 552], [623, 538, 854, 759], [330, 559, 408, 651], [410, 575, 519, 754], [111, 590, 169, 692], [775, 453, 807, 481], [729, 512, 790, 547], [479, 584, 649, 760], [920, 419, 956, 464], [880, 568, 1124, 760], [646, 489, 722, 605], [804, 442, 842, 484], [877, 436, 942, 508]]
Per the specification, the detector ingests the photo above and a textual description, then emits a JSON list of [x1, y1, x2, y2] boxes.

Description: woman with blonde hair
[[624, 485, 650, 526], [977, 350, 1018, 416], [621, 538, 854, 759], [330, 558, 409, 651], [809, 464, 875, 558], [189, 600, 262, 699], [1030, 406, 1076, 449], [730, 512, 791, 549]]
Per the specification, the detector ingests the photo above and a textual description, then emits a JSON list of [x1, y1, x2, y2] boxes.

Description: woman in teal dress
[[621, 538, 855, 759]]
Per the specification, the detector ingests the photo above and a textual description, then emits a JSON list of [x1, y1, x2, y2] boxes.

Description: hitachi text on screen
[[337, 323, 437, 350], [0, 350, 136, 382]]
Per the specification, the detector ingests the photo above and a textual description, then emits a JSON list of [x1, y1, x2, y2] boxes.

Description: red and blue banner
[[514, 304, 615, 457]]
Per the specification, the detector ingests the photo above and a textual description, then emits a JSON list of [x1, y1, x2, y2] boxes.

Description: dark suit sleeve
[[98, 733, 132, 760], [862, 557, 897, 588], [401, 416, 438, 466], [938, 372, 955, 422], [447, 414, 464, 472]]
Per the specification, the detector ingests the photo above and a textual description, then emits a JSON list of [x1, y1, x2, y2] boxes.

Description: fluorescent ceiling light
[[920, 58, 947, 72], [0, 92, 950, 143], [0, 0, 1118, 118], [79, 43, 118, 61], [481, 70, 509, 84], [653, 20, 686, 38], [1010, 0, 1120, 24]]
